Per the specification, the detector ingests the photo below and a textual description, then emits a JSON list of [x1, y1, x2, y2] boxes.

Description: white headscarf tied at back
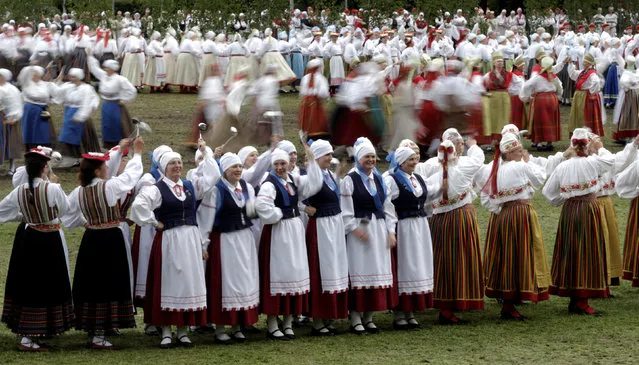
[[160, 151, 182, 172], [394, 146, 416, 167], [238, 146, 258, 164], [220, 153, 242, 172], [270, 148, 289, 166], [310, 139, 333, 159]]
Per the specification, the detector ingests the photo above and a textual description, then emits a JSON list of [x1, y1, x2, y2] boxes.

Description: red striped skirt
[[510, 94, 525, 129], [550, 195, 610, 298], [429, 205, 484, 310], [259, 224, 309, 316], [206, 232, 259, 326], [584, 93, 605, 137], [484, 201, 550, 303], [614, 89, 639, 140], [391, 246, 433, 312], [298, 96, 329, 138], [529, 92, 561, 143], [306, 217, 348, 319], [622, 197, 639, 286]]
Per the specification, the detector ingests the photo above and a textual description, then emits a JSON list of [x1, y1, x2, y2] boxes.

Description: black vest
[[265, 173, 300, 219], [154, 179, 197, 230], [212, 179, 253, 233], [305, 172, 341, 218], [348, 171, 385, 220], [390, 173, 428, 220]]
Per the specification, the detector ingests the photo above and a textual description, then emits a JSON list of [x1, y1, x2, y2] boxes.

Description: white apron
[[346, 216, 393, 289], [268, 217, 310, 296], [219, 229, 260, 310], [315, 215, 349, 293], [396, 216, 435, 295]]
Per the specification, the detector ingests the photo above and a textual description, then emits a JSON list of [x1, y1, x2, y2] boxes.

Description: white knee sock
[[363, 311, 374, 324], [394, 311, 407, 323], [282, 315, 294, 330], [313, 318, 325, 330], [161, 326, 172, 338], [266, 315, 280, 333], [350, 311, 362, 327]]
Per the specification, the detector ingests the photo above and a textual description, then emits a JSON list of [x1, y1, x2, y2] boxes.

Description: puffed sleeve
[[71, 85, 99, 122], [131, 185, 162, 226], [0, 187, 21, 223], [49, 183, 70, 218], [61, 186, 87, 229], [339, 174, 357, 234], [12, 166, 27, 187], [294, 159, 323, 200], [542, 164, 565, 206], [88, 56, 107, 81], [613, 142, 639, 174], [118, 76, 137, 103], [382, 182, 398, 234], [197, 185, 219, 250], [105, 146, 123, 179], [188, 155, 221, 200], [457, 144, 485, 179], [589, 148, 616, 175], [519, 76, 536, 102], [524, 159, 547, 189], [105, 153, 144, 205], [255, 181, 283, 224], [242, 150, 272, 188], [135, 173, 156, 194]]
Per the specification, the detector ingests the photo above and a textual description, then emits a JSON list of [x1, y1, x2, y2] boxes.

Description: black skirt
[[1, 225, 75, 336], [72, 227, 136, 332]]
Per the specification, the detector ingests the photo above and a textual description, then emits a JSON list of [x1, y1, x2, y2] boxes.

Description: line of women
[[2, 126, 639, 351]]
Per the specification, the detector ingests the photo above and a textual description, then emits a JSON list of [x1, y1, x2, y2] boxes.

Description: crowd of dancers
[[2, 5, 639, 354]]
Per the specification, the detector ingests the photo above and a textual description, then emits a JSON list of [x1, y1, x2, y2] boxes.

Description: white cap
[[354, 137, 376, 161], [102, 59, 120, 71], [310, 139, 333, 159], [0, 68, 12, 81], [499, 132, 521, 153], [394, 146, 416, 166], [277, 140, 297, 154], [238, 146, 257, 164], [270, 148, 289, 165], [160, 151, 182, 172], [220, 152, 242, 171], [68, 68, 84, 80]]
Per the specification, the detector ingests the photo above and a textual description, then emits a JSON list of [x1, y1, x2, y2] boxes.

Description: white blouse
[[88, 57, 136, 102], [340, 171, 397, 234], [0, 82, 23, 121], [300, 71, 329, 98], [53, 82, 100, 122], [520, 74, 563, 102], [479, 159, 547, 214], [0, 178, 69, 224]]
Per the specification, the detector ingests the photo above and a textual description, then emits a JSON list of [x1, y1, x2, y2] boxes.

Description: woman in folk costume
[[0, 69, 23, 174], [161, 28, 180, 90], [255, 146, 323, 340], [463, 58, 492, 146], [175, 31, 202, 93], [520, 56, 563, 151], [298, 58, 330, 139], [198, 153, 260, 343], [542, 128, 614, 315], [480, 133, 550, 320], [509, 56, 528, 130], [616, 136, 639, 286], [324, 32, 345, 94], [588, 133, 631, 289], [384, 146, 434, 330], [30, 29, 58, 80], [119, 28, 145, 89], [425, 138, 485, 324], [388, 65, 420, 151], [215, 34, 230, 76], [303, 140, 349, 336], [568, 53, 605, 136], [288, 31, 306, 93], [602, 37, 623, 108], [555, 37, 578, 105], [94, 28, 118, 64], [55, 68, 101, 165], [63, 25, 90, 82], [482, 52, 521, 142], [130, 145, 172, 336], [0, 147, 74, 352], [224, 33, 249, 87], [613, 56, 639, 141], [259, 28, 296, 85], [340, 137, 398, 335], [63, 137, 145, 349], [415, 58, 445, 151], [198, 31, 219, 87], [131, 148, 220, 348], [143, 31, 166, 92], [19, 66, 58, 151], [246, 65, 284, 145], [87, 56, 136, 149]]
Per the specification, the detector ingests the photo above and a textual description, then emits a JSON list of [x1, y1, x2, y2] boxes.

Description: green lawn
[[1, 93, 639, 364]]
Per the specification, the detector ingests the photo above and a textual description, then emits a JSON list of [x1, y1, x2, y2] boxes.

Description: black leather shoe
[[349, 324, 367, 335]]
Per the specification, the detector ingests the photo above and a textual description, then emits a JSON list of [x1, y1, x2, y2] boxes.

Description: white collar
[[223, 178, 241, 191], [162, 176, 183, 188]]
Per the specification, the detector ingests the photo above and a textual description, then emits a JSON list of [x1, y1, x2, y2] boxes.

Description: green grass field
[[1, 93, 639, 364]]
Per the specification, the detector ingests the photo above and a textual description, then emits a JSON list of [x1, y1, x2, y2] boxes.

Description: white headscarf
[[220, 153, 242, 171], [354, 137, 376, 161], [160, 151, 181, 172], [238, 146, 257, 164], [394, 146, 416, 167], [270, 148, 289, 165], [68, 67, 85, 80], [277, 140, 297, 154], [310, 139, 333, 159]]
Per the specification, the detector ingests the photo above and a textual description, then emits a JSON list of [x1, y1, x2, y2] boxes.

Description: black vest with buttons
[[348, 171, 385, 220], [305, 172, 341, 218], [265, 173, 300, 219], [212, 179, 253, 233], [390, 173, 428, 220]]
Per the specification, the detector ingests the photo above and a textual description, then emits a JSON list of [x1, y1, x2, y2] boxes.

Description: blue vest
[[265, 173, 300, 219], [212, 179, 253, 233], [348, 171, 385, 220], [305, 173, 341, 218], [390, 173, 428, 220], [154, 179, 197, 230]]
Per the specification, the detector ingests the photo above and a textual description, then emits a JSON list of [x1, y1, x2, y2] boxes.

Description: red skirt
[[185, 104, 206, 147], [391, 247, 433, 312], [348, 286, 398, 313], [418, 100, 444, 145], [622, 197, 639, 286], [298, 96, 329, 138], [306, 217, 349, 319], [529, 92, 561, 143], [332, 107, 378, 146], [259, 224, 309, 316], [206, 232, 259, 326], [131, 225, 144, 308], [510, 94, 525, 129], [465, 105, 492, 145], [144, 232, 207, 327], [584, 92, 605, 137]]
